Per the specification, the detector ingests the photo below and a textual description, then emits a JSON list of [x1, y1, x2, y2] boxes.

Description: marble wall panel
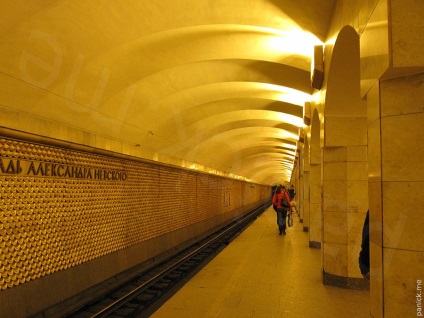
[[310, 145, 321, 166], [381, 113, 424, 182], [383, 248, 424, 317], [368, 180, 383, 245], [303, 201, 310, 230], [370, 241, 384, 318], [367, 119, 381, 183], [347, 243, 363, 278], [360, 0, 389, 96], [325, 116, 368, 147], [367, 80, 380, 126], [347, 210, 368, 278], [323, 162, 347, 181], [347, 180, 368, 213], [303, 172, 310, 229], [323, 147, 347, 163], [309, 202, 322, 245], [323, 212, 348, 244], [348, 211, 367, 246], [382, 181, 424, 251], [347, 161, 368, 181], [381, 72, 424, 116], [391, 0, 424, 68], [310, 183, 321, 204], [346, 145, 368, 162], [323, 242, 348, 277], [310, 165, 321, 209], [298, 175, 304, 221], [322, 180, 347, 213]]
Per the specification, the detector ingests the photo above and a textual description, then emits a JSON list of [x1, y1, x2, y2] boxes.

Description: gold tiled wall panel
[[0, 137, 269, 291]]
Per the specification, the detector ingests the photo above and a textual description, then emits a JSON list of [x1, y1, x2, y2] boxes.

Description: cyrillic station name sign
[[0, 157, 127, 181]]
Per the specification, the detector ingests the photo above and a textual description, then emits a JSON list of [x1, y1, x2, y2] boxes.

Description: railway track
[[66, 203, 269, 318]]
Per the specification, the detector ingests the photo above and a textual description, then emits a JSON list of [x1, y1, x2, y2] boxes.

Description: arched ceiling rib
[[0, 0, 335, 185], [59, 26, 316, 109], [177, 129, 298, 175]]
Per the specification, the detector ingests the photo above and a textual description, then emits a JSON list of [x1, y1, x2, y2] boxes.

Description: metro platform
[[151, 206, 370, 318]]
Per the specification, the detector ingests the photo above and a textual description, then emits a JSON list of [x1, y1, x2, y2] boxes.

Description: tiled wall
[[0, 135, 270, 295]]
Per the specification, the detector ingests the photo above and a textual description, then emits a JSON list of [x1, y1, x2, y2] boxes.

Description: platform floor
[[151, 207, 370, 318]]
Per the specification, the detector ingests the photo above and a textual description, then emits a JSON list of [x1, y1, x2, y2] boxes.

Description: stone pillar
[[309, 163, 321, 248], [302, 171, 310, 232], [300, 142, 310, 231], [361, 0, 424, 316], [322, 145, 368, 288], [291, 158, 300, 217], [298, 173, 304, 222], [368, 73, 424, 318]]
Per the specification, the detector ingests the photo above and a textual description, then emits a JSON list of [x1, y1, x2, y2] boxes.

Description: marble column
[[298, 173, 304, 222], [302, 171, 310, 232], [368, 73, 424, 318], [322, 145, 368, 288], [301, 142, 310, 232], [291, 159, 301, 217], [361, 0, 424, 316], [309, 163, 321, 248]]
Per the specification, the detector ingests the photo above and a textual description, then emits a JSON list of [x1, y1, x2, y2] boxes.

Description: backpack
[[280, 193, 289, 208]]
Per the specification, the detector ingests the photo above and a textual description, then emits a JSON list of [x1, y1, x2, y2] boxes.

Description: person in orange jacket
[[272, 184, 292, 235]]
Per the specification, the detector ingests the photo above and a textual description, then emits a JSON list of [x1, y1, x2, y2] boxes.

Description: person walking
[[288, 185, 296, 201], [272, 185, 292, 235]]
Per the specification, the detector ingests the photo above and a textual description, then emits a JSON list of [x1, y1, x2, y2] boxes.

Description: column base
[[322, 271, 370, 290]]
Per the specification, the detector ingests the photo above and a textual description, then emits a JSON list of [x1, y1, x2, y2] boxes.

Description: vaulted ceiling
[[0, 0, 335, 185]]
